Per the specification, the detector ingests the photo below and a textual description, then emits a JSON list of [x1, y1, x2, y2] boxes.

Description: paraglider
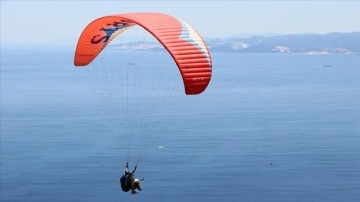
[[120, 162, 142, 194], [74, 12, 212, 194]]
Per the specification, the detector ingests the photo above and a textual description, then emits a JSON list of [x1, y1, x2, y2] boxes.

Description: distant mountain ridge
[[110, 32, 360, 54]]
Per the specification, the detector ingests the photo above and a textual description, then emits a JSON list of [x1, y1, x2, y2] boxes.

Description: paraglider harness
[[120, 162, 143, 193]]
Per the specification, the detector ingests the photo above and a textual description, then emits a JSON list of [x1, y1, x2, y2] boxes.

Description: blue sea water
[[1, 47, 360, 202]]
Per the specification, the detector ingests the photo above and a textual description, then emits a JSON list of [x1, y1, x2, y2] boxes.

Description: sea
[[1, 47, 359, 202]]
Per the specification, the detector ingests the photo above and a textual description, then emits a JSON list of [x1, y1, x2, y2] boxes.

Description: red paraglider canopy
[[74, 12, 212, 95]]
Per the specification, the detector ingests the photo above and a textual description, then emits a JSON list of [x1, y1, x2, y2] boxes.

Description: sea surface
[[1, 47, 360, 202]]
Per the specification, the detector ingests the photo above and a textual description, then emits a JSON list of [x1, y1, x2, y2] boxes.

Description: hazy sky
[[1, 0, 359, 46]]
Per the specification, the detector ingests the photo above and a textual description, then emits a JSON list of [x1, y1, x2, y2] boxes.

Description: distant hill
[[110, 32, 360, 54]]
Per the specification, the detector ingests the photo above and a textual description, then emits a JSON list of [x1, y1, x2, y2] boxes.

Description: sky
[[1, 0, 359, 46]]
